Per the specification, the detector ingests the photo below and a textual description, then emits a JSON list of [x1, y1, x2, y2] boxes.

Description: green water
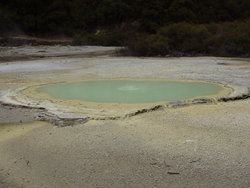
[[38, 80, 223, 103]]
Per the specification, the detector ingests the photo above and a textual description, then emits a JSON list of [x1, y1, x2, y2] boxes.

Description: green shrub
[[127, 34, 169, 56], [158, 23, 211, 53], [127, 21, 250, 57], [205, 21, 250, 56]]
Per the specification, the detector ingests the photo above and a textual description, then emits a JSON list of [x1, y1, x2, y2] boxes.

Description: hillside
[[1, 0, 250, 56]]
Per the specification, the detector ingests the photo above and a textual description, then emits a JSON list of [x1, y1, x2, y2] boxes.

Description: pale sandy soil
[[0, 46, 121, 62], [0, 46, 249, 188], [0, 100, 249, 188]]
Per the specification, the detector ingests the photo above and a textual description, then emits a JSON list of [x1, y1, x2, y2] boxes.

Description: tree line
[[1, 0, 250, 56]]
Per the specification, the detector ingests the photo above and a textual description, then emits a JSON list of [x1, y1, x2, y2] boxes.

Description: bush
[[158, 23, 211, 53], [74, 21, 250, 56], [205, 21, 250, 56], [127, 21, 250, 57], [128, 34, 169, 56]]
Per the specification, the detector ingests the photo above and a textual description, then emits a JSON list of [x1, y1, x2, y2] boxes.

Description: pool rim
[[20, 78, 233, 112]]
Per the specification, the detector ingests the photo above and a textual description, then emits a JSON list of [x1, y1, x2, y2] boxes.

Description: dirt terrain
[[0, 46, 249, 188]]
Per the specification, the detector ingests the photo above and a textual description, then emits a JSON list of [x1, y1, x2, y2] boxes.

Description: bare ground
[[0, 99, 249, 188], [0, 47, 249, 188]]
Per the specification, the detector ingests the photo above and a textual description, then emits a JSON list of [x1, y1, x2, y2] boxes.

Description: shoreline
[[18, 78, 231, 117], [1, 51, 249, 122]]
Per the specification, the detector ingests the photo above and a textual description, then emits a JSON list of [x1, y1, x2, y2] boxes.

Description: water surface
[[38, 80, 223, 103]]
